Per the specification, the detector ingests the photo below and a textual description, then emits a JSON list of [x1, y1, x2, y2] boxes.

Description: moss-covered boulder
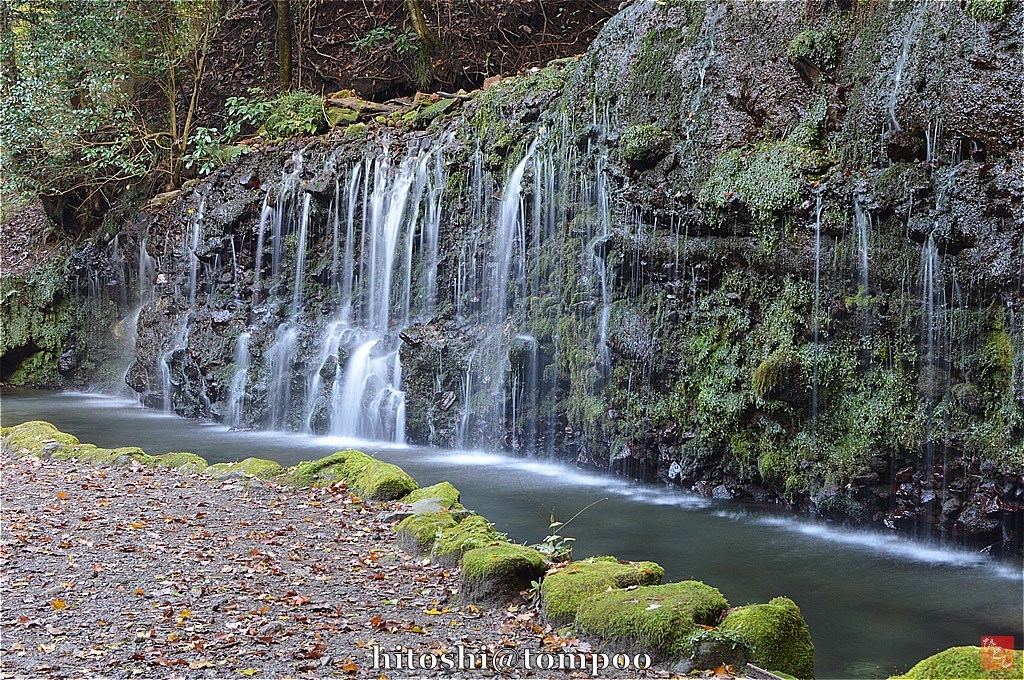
[[891, 646, 1024, 680], [149, 452, 208, 473], [206, 457, 284, 480], [574, 580, 729, 659], [325, 106, 358, 127], [284, 451, 351, 486], [719, 597, 814, 680], [432, 514, 503, 566], [541, 556, 665, 625], [336, 450, 418, 500], [460, 542, 547, 607], [402, 481, 461, 509], [284, 449, 417, 499], [395, 511, 460, 553], [674, 628, 749, 674], [1, 420, 80, 455], [71, 445, 153, 466], [620, 124, 671, 170]]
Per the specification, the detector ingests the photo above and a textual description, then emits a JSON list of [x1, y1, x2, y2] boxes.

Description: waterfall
[[886, 2, 927, 133], [227, 332, 251, 427], [186, 197, 204, 306], [811, 192, 823, 426], [854, 195, 870, 295], [919, 232, 947, 538]]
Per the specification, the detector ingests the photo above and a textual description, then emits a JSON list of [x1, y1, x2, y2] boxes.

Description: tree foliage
[[0, 0, 221, 228]]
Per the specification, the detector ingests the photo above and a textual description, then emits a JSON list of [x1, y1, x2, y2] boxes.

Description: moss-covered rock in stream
[[891, 645, 1024, 680], [719, 597, 814, 680], [541, 556, 665, 625], [206, 457, 284, 480], [574, 581, 729, 659], [460, 542, 547, 608]]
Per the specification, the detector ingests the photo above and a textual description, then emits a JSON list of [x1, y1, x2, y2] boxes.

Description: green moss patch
[[541, 556, 665, 625], [719, 597, 814, 680], [460, 542, 547, 607], [149, 452, 208, 473], [620, 124, 671, 170], [432, 514, 503, 565], [787, 30, 840, 72], [402, 481, 461, 509], [891, 645, 1024, 679], [206, 457, 284, 480], [282, 449, 416, 499], [574, 581, 729, 659], [965, 0, 1011, 20], [335, 450, 418, 500], [395, 511, 459, 553], [2, 420, 80, 455], [1, 423, 162, 467]]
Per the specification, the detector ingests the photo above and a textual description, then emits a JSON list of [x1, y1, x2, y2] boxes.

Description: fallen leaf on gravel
[[50, 598, 67, 610]]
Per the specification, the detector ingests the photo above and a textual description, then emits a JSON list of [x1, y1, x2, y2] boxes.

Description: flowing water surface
[[2, 389, 1021, 679]]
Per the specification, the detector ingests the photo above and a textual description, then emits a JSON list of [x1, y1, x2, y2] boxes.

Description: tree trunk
[[405, 0, 441, 55], [275, 0, 292, 91]]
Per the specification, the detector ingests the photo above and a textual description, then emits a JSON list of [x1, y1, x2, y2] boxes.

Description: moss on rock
[[541, 556, 665, 625], [395, 511, 460, 553], [284, 451, 351, 486], [964, 0, 1011, 20], [752, 350, 807, 404], [336, 450, 418, 500], [206, 457, 284, 480], [574, 581, 729, 659], [402, 481, 461, 508], [282, 449, 416, 499], [344, 123, 368, 140], [719, 596, 814, 680], [676, 628, 749, 673], [787, 30, 840, 71], [891, 645, 1023, 679], [460, 542, 547, 607], [432, 514, 503, 565], [325, 106, 358, 127], [620, 124, 671, 170], [1, 420, 80, 455], [149, 452, 208, 473]]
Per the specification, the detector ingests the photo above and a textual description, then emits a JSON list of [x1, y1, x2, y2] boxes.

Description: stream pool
[[2, 389, 1021, 678]]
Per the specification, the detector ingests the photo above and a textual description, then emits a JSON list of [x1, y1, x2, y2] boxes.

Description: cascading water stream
[[886, 2, 927, 133], [227, 332, 251, 427], [811, 191, 823, 427]]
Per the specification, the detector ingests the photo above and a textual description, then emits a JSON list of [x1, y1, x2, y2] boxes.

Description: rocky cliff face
[[4, 0, 1022, 552]]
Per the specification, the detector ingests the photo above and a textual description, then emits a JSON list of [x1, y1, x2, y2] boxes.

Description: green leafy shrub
[[350, 25, 419, 54], [224, 88, 327, 140]]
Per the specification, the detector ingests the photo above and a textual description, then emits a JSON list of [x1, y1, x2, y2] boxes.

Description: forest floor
[[0, 451, 690, 679]]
